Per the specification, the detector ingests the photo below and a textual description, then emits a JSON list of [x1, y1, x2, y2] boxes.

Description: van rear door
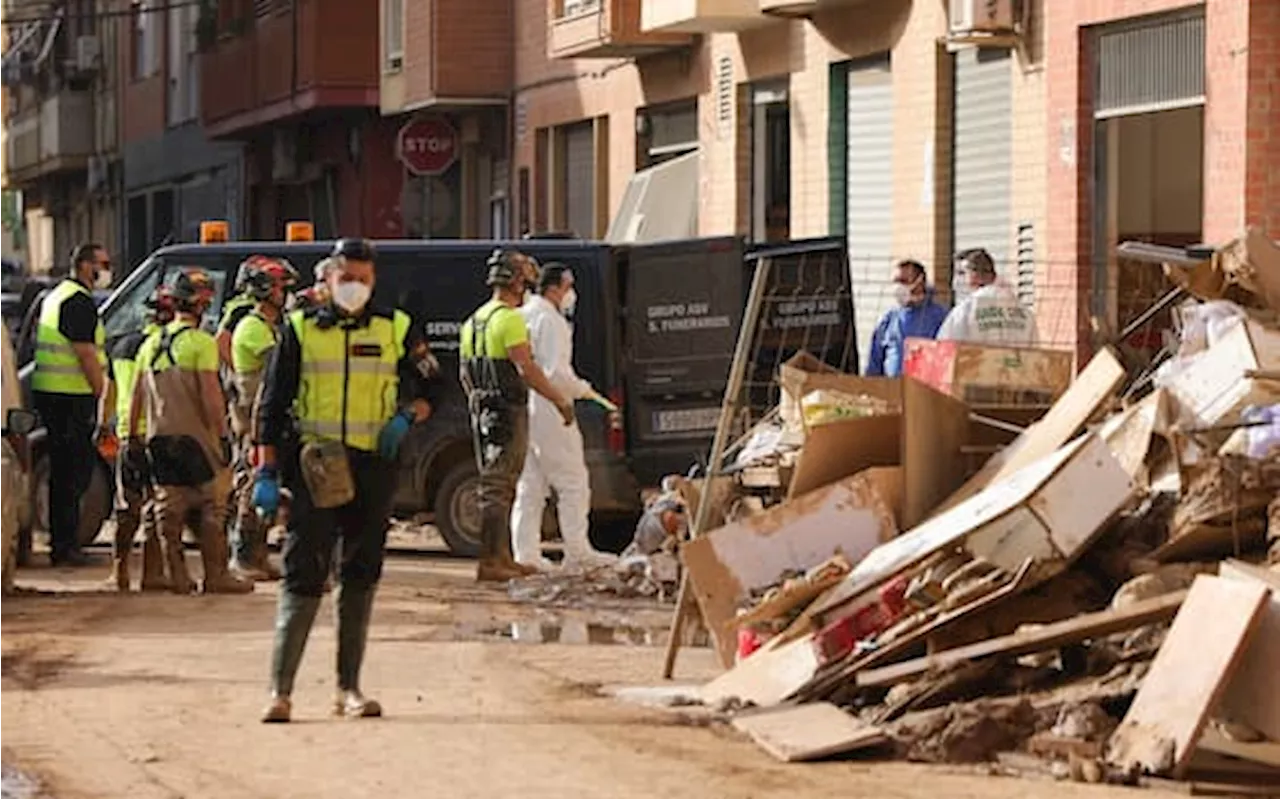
[[623, 236, 744, 483]]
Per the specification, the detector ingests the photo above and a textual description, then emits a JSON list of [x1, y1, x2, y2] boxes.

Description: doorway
[[751, 82, 790, 243]]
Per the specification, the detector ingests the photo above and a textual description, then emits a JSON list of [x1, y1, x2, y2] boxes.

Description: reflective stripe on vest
[[289, 308, 409, 452], [32, 280, 106, 395]]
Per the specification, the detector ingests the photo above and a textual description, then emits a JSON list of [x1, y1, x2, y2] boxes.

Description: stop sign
[[397, 117, 458, 176]]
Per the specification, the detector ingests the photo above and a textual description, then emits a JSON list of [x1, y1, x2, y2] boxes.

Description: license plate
[[652, 407, 721, 434]]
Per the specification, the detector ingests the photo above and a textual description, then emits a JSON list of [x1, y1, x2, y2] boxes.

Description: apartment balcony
[[200, 0, 380, 138], [641, 0, 769, 33], [549, 0, 693, 59], [3, 90, 94, 188]]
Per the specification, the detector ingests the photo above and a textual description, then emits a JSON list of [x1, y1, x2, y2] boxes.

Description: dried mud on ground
[[2, 551, 1180, 799]]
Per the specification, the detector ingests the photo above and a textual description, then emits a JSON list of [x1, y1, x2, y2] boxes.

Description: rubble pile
[[647, 229, 1280, 792]]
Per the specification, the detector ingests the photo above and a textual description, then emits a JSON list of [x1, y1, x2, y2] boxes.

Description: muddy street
[[2, 544, 1176, 799]]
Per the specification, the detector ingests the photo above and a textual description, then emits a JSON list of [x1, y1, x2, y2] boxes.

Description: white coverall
[[509, 294, 597, 567], [937, 282, 1038, 346]]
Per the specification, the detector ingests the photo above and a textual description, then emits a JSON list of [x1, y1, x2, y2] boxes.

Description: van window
[[103, 263, 163, 341]]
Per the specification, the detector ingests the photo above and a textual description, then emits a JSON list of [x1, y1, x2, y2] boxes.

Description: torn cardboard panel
[[935, 347, 1127, 515], [1107, 575, 1270, 779], [1162, 227, 1280, 312], [1099, 389, 1176, 486], [682, 472, 898, 667], [814, 433, 1134, 619], [786, 377, 969, 530]]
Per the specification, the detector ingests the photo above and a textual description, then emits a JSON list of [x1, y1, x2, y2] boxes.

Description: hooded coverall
[[508, 294, 596, 567], [936, 283, 1038, 346]]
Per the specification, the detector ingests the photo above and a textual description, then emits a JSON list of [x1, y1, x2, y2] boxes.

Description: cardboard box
[[904, 339, 1074, 408]]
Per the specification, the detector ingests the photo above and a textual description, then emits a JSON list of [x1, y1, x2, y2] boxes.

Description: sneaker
[[333, 691, 382, 719]]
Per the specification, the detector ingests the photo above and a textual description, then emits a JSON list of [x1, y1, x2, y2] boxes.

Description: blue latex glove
[[252, 467, 280, 516], [378, 409, 414, 462]]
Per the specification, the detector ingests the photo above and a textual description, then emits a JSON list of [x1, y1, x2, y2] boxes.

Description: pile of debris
[[651, 228, 1280, 794]]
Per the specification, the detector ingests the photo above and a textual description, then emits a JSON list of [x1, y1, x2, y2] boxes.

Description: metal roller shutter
[[1095, 9, 1204, 118], [953, 48, 1012, 303], [845, 58, 893, 373], [563, 122, 595, 239]]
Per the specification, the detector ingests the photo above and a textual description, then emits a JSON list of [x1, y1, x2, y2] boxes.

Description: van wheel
[[33, 452, 112, 551], [434, 460, 482, 558]]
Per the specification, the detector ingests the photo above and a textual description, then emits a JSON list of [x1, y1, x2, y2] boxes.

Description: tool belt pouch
[[146, 435, 215, 487], [299, 438, 356, 509]]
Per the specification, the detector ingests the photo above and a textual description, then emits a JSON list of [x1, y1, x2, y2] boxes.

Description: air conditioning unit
[[75, 35, 101, 72], [949, 0, 1017, 36]]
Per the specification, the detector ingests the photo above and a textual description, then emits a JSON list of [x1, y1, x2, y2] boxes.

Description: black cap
[[332, 238, 376, 262]]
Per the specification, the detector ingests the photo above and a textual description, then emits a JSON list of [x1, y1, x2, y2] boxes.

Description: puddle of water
[[460, 618, 669, 647]]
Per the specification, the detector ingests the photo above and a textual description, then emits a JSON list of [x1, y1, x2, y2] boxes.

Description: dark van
[[17, 235, 852, 558]]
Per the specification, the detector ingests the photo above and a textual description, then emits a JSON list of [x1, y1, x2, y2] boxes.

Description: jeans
[[33, 391, 98, 559]]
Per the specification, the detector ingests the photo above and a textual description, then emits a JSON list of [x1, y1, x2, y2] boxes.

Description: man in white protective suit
[[937, 248, 1038, 346], [509, 263, 617, 571]]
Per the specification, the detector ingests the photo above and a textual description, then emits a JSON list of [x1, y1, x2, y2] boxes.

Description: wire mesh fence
[[714, 244, 1188, 455]]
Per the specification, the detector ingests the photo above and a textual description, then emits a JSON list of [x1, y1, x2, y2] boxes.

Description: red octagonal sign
[[397, 117, 458, 176]]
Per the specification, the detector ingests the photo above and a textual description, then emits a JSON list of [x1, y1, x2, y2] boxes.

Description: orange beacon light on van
[[200, 221, 230, 243], [285, 222, 314, 242]]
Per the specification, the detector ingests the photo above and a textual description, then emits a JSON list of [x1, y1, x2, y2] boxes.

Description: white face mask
[[559, 287, 578, 316], [331, 281, 371, 314]]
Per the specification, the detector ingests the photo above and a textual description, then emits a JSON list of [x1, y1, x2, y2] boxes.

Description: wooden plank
[[682, 472, 898, 667], [1217, 561, 1280, 742], [934, 347, 1126, 515], [1196, 729, 1280, 770], [699, 635, 820, 708], [730, 702, 887, 762], [900, 378, 971, 529], [856, 589, 1188, 689], [1107, 576, 1270, 779]]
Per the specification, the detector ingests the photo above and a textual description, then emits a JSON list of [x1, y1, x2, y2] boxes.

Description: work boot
[[269, 591, 323, 708], [139, 534, 169, 592], [261, 695, 292, 724], [335, 583, 381, 717], [199, 531, 254, 594], [333, 690, 383, 719], [476, 558, 540, 583]]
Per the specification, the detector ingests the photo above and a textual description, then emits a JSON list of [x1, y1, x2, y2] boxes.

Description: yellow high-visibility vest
[[290, 308, 409, 452], [32, 280, 106, 395]]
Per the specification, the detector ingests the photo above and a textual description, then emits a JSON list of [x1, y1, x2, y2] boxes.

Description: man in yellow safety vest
[[252, 238, 442, 723], [31, 243, 111, 566]]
